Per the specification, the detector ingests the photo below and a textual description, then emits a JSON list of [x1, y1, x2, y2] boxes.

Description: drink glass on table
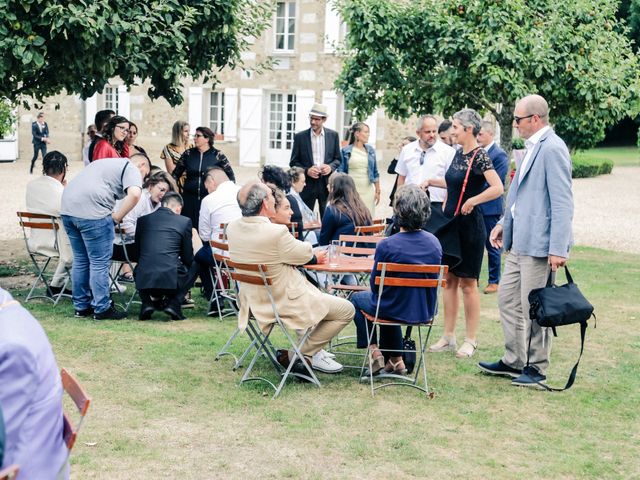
[[328, 240, 340, 267]]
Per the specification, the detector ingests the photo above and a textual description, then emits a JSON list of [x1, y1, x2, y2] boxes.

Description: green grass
[[8, 245, 640, 479], [579, 146, 640, 167]]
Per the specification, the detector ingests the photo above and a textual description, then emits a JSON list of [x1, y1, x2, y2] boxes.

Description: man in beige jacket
[[226, 181, 354, 374]]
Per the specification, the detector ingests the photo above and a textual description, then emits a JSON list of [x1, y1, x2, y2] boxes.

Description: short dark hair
[[195, 126, 216, 148], [161, 192, 183, 208], [438, 120, 452, 134], [37, 112, 45, 119], [393, 185, 430, 231], [260, 164, 291, 191], [95, 109, 115, 132], [42, 151, 68, 176]]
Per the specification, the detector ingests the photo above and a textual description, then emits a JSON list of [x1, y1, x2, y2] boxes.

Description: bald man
[[479, 94, 574, 389], [226, 181, 353, 375]]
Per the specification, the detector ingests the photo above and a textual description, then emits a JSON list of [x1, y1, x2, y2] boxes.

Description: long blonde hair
[[171, 120, 189, 149]]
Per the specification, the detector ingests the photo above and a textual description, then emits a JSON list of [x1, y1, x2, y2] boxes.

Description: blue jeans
[[61, 215, 114, 313], [351, 290, 402, 355], [483, 214, 502, 285]]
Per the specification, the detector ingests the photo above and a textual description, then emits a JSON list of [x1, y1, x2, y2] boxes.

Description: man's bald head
[[517, 95, 549, 125], [237, 181, 271, 217], [204, 166, 230, 194]]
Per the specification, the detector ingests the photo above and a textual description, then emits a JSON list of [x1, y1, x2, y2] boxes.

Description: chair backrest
[[338, 234, 385, 256], [372, 217, 387, 225], [226, 260, 271, 286], [61, 368, 91, 451], [17, 211, 61, 256], [0, 465, 19, 480], [354, 224, 386, 236], [374, 263, 448, 289], [210, 239, 229, 252]]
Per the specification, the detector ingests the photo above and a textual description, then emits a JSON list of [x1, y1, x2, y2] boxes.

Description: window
[[104, 86, 119, 113], [274, 1, 296, 51], [209, 91, 225, 137], [269, 93, 296, 150], [341, 109, 354, 143]]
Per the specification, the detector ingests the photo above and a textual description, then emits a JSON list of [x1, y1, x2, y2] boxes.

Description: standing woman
[[339, 122, 380, 216], [161, 120, 192, 184], [126, 122, 147, 157], [428, 109, 503, 358], [172, 126, 235, 229], [92, 116, 130, 160]]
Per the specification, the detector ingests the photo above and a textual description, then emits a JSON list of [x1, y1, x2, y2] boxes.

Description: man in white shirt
[[395, 115, 456, 230], [195, 166, 241, 313], [25, 151, 73, 296]]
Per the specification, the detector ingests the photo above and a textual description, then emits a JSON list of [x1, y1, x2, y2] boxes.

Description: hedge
[[571, 155, 613, 178]]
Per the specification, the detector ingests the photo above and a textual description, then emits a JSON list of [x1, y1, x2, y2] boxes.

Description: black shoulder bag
[[527, 266, 596, 391], [402, 326, 416, 374]]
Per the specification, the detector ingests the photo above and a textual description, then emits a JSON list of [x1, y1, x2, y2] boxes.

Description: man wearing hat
[[289, 103, 342, 217]]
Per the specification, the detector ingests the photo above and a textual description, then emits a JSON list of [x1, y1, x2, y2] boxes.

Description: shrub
[[572, 154, 614, 178], [511, 137, 525, 150], [0, 99, 16, 139]]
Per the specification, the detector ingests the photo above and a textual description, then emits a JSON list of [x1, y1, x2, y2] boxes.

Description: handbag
[[402, 326, 416, 374], [526, 266, 596, 391]]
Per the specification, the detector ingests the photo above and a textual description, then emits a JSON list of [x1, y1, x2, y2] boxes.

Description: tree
[[335, 0, 640, 152], [0, 0, 273, 107]]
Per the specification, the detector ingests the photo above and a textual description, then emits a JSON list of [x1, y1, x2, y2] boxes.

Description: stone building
[[16, 1, 415, 170]]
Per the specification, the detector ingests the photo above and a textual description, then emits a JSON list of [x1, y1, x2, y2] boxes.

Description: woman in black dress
[[172, 127, 235, 229], [428, 109, 504, 358]]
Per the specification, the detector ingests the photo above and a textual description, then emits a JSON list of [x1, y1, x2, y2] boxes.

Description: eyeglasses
[[419, 150, 426, 166], [194, 133, 205, 138], [513, 114, 535, 125], [115, 125, 130, 134]]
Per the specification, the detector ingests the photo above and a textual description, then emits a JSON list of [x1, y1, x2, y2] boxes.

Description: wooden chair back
[[0, 465, 19, 480], [338, 234, 385, 256], [354, 224, 385, 236], [374, 263, 448, 289], [61, 368, 91, 451], [226, 260, 271, 286], [210, 239, 229, 252], [17, 211, 58, 231]]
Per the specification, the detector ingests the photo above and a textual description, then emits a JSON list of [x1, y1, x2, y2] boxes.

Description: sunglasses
[[513, 114, 535, 125]]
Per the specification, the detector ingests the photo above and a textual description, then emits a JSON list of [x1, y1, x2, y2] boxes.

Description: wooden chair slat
[[374, 277, 445, 288], [17, 211, 52, 220], [210, 240, 229, 251], [20, 221, 58, 230], [230, 271, 272, 286], [377, 263, 448, 274]]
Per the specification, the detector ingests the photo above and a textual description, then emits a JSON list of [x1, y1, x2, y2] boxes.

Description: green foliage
[[0, 0, 273, 106], [0, 99, 15, 138], [638, 126, 640, 148], [511, 137, 525, 150], [572, 154, 614, 178], [336, 0, 640, 152]]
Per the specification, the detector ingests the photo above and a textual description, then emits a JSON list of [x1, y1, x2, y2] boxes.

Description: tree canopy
[[0, 0, 272, 106], [336, 0, 640, 151]]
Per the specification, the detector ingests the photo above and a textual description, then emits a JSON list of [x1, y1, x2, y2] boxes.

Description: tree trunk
[[497, 104, 514, 159]]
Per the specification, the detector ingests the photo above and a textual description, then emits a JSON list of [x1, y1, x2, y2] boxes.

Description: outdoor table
[[304, 256, 374, 292]]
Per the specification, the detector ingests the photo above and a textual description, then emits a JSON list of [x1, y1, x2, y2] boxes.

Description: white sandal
[[428, 335, 457, 353], [455, 338, 478, 358]]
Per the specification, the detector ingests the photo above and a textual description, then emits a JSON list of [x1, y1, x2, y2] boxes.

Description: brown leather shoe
[[484, 283, 499, 294]]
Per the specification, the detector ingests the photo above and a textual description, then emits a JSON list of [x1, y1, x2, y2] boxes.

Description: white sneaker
[[311, 351, 343, 373], [110, 281, 127, 294], [319, 348, 336, 359]]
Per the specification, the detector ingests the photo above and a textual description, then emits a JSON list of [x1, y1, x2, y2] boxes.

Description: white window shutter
[[324, 1, 340, 53], [364, 109, 378, 149], [295, 89, 315, 132], [239, 88, 262, 166], [224, 87, 238, 141], [188, 86, 203, 134], [117, 85, 130, 119], [85, 94, 98, 129], [321, 90, 338, 131]]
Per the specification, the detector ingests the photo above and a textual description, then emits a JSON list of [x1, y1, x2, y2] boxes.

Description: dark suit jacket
[[479, 143, 509, 216], [134, 207, 193, 290], [31, 122, 49, 145], [289, 127, 341, 184]]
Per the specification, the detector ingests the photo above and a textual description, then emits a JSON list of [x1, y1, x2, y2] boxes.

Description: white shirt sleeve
[[395, 147, 409, 176], [199, 197, 212, 242]]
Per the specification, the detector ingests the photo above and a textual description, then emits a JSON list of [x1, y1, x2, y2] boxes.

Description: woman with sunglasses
[[171, 126, 235, 228], [92, 115, 130, 160]]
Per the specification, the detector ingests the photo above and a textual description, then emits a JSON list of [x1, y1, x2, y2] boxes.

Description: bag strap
[[525, 318, 589, 392], [453, 147, 481, 216], [404, 326, 413, 340]]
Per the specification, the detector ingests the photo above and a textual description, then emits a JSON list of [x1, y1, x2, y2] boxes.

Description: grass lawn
[[8, 246, 640, 479], [579, 146, 639, 167]]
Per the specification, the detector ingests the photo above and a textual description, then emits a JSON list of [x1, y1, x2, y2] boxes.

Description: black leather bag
[[527, 266, 595, 391], [402, 326, 416, 374]]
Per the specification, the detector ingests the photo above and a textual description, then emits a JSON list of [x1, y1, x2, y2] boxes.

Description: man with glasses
[[395, 115, 455, 230], [289, 104, 342, 218], [479, 94, 574, 389]]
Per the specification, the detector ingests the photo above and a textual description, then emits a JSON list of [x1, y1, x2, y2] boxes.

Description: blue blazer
[[318, 205, 356, 246], [479, 143, 509, 216], [501, 128, 573, 258], [31, 122, 49, 145], [339, 144, 380, 184]]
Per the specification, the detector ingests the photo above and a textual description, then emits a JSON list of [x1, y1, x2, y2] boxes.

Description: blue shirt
[[365, 230, 443, 323]]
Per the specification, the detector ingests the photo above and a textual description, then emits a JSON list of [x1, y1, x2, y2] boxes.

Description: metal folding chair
[[109, 225, 139, 312], [208, 239, 239, 320], [17, 211, 70, 305], [61, 368, 91, 452], [354, 223, 386, 235], [360, 262, 447, 397], [228, 260, 321, 399]]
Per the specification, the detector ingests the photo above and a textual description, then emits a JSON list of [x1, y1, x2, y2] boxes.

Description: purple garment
[[0, 288, 68, 479]]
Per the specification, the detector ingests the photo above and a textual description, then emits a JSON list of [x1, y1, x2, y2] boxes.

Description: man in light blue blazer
[[0, 288, 69, 478], [478, 95, 573, 388], [477, 122, 509, 294]]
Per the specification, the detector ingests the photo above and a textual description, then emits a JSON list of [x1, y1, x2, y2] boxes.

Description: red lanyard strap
[[453, 147, 480, 216]]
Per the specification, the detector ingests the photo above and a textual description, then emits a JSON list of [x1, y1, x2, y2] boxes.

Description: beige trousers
[[299, 293, 354, 357], [498, 252, 552, 374]]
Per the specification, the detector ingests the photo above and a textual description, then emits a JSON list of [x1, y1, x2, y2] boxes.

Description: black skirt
[[434, 209, 486, 279]]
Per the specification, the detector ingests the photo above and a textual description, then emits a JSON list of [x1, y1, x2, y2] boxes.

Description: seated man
[[25, 151, 73, 296], [350, 185, 443, 375], [195, 166, 241, 314], [135, 192, 198, 320], [0, 288, 69, 479], [226, 181, 354, 375]]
